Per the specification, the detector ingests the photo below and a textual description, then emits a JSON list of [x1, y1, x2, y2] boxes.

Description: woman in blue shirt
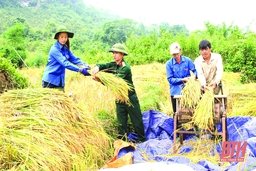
[[166, 42, 197, 116], [42, 25, 90, 91]]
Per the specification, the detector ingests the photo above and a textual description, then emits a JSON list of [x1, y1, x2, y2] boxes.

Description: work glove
[[79, 68, 90, 76], [84, 65, 91, 70]]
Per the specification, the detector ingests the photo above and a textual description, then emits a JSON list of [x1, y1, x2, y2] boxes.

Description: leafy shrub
[[25, 53, 48, 67], [0, 57, 28, 93]]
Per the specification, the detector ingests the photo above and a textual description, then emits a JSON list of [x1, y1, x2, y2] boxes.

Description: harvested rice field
[[0, 63, 255, 170]]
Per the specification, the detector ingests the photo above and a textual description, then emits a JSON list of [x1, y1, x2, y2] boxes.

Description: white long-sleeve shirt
[[194, 53, 223, 86]]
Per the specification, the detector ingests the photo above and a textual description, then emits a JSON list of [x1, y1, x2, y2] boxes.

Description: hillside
[[0, 0, 120, 35], [1, 0, 255, 84]]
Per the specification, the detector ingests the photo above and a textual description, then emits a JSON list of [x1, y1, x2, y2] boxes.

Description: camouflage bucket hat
[[109, 43, 128, 56], [54, 25, 74, 39]]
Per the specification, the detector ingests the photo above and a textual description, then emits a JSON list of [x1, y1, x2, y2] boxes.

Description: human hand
[[209, 82, 217, 89], [79, 68, 90, 76], [202, 85, 213, 91], [182, 77, 189, 82], [92, 66, 99, 75], [204, 86, 210, 91], [92, 66, 100, 81]]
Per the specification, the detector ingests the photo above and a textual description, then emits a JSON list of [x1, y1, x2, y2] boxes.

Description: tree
[[170, 24, 189, 36], [2, 22, 27, 68], [101, 19, 137, 46], [159, 22, 171, 31]]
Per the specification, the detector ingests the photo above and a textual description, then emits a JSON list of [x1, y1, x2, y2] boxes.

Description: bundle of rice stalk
[[192, 88, 214, 130], [180, 78, 201, 109], [95, 71, 133, 106], [0, 88, 112, 171]]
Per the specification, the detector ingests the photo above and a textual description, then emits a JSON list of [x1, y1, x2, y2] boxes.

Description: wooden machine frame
[[173, 95, 228, 153]]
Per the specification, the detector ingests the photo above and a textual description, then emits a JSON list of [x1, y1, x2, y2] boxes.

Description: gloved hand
[[79, 68, 90, 76], [84, 65, 91, 70]]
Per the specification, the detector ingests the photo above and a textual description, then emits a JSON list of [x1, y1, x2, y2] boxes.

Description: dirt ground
[[0, 72, 13, 94]]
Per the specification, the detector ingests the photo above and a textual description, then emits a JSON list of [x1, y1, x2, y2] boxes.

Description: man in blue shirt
[[42, 25, 90, 91], [166, 42, 197, 116]]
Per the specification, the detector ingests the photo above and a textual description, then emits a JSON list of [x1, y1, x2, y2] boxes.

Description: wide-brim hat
[[109, 43, 128, 56], [54, 25, 74, 39]]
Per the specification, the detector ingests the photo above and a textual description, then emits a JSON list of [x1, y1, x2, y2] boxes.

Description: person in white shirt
[[194, 40, 223, 95]]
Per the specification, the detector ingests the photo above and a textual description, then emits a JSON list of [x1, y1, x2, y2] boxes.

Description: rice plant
[[0, 88, 112, 170], [192, 89, 215, 130], [180, 78, 201, 109]]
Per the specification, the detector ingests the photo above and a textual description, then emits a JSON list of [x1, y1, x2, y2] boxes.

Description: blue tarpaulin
[[123, 110, 256, 171]]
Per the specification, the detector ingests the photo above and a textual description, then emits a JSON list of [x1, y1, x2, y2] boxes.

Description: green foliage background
[[0, 0, 256, 83], [0, 58, 28, 92]]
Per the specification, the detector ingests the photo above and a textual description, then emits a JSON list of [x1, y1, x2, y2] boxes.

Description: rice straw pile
[[180, 78, 201, 109], [0, 88, 111, 170], [192, 89, 215, 130], [95, 71, 133, 105]]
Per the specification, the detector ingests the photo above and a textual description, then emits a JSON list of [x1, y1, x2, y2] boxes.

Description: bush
[[0, 57, 28, 93], [25, 52, 48, 67]]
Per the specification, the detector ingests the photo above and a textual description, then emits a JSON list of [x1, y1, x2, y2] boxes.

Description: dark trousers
[[42, 81, 64, 92], [171, 96, 176, 117], [116, 94, 146, 142]]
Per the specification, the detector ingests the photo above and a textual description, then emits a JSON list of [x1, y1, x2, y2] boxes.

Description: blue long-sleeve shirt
[[166, 56, 197, 96], [42, 41, 87, 87]]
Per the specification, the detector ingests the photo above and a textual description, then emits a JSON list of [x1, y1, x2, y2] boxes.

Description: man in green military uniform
[[92, 43, 146, 142]]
